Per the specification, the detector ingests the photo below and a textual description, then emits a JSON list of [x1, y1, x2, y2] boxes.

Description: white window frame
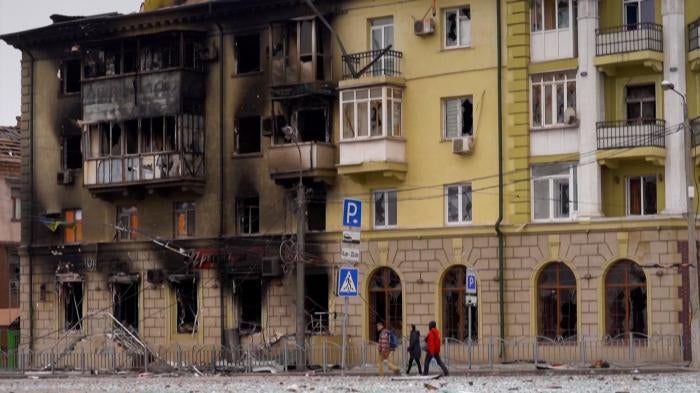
[[625, 175, 657, 216], [443, 96, 474, 139], [237, 197, 260, 235], [373, 189, 397, 229], [370, 17, 394, 51], [530, 0, 573, 33], [445, 183, 472, 225], [531, 163, 577, 222], [444, 6, 472, 49], [623, 0, 642, 26], [530, 71, 576, 129], [340, 87, 402, 140]]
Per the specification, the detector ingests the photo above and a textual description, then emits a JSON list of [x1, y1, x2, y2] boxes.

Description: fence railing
[[690, 19, 700, 52], [596, 23, 663, 56], [0, 334, 684, 374], [342, 49, 403, 79], [596, 119, 666, 150]]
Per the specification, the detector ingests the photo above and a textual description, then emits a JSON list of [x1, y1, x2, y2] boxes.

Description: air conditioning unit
[[56, 170, 74, 185], [414, 18, 436, 36], [262, 256, 282, 278], [452, 136, 475, 154]]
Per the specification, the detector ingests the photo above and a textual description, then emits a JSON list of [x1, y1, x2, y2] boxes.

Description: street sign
[[341, 247, 360, 262], [465, 295, 478, 305], [337, 267, 359, 297], [342, 199, 362, 228], [342, 230, 361, 244], [466, 268, 477, 295]]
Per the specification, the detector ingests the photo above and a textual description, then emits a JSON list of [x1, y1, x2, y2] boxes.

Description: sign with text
[[341, 247, 360, 263]]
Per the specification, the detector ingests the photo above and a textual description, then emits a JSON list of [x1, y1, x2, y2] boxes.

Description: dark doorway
[[305, 272, 329, 334], [238, 279, 262, 334], [113, 281, 139, 331]]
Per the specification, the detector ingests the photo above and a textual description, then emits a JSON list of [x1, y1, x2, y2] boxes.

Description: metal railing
[[342, 49, 403, 79], [596, 119, 666, 150], [0, 334, 684, 374], [690, 19, 700, 52], [596, 23, 663, 56], [84, 151, 204, 186]]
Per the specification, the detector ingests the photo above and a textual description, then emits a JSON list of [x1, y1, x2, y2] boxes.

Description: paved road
[[0, 373, 697, 392]]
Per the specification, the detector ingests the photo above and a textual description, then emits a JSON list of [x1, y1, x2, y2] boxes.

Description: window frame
[[172, 276, 199, 335], [373, 189, 398, 229], [445, 183, 473, 226], [531, 163, 577, 222], [537, 262, 577, 341], [340, 87, 402, 140], [117, 206, 139, 241], [64, 208, 83, 244], [443, 5, 472, 49], [442, 96, 474, 139], [236, 196, 260, 235], [623, 0, 642, 26], [62, 281, 84, 331], [625, 84, 656, 122], [604, 260, 648, 338], [234, 115, 262, 155], [442, 266, 478, 341], [234, 32, 262, 75], [174, 202, 196, 238], [625, 175, 657, 216], [10, 189, 20, 222], [530, 71, 577, 129], [61, 58, 82, 95], [368, 267, 402, 339], [530, 0, 573, 33]]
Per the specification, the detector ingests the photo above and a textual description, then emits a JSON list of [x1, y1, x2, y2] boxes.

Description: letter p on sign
[[342, 199, 362, 228]]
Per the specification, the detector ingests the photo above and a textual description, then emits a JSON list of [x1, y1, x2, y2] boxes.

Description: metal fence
[[0, 334, 684, 374], [596, 119, 666, 150], [596, 23, 663, 56], [342, 49, 403, 79]]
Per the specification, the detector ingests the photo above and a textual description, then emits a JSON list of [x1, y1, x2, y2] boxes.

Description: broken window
[[235, 116, 261, 154], [374, 190, 397, 228], [64, 209, 83, 244], [235, 33, 261, 74], [62, 135, 83, 170], [626, 84, 656, 123], [174, 202, 196, 238], [370, 17, 394, 76], [305, 272, 329, 334], [444, 96, 473, 139], [538, 262, 576, 340], [627, 175, 657, 216], [171, 275, 198, 334], [61, 281, 84, 331], [531, 72, 577, 127], [445, 183, 472, 224], [270, 18, 329, 85], [368, 268, 402, 339], [237, 197, 259, 235], [605, 260, 647, 338], [117, 206, 139, 241], [532, 162, 577, 221], [443, 266, 478, 341], [444, 6, 471, 48], [112, 278, 139, 331], [296, 109, 327, 142], [307, 188, 326, 231], [10, 188, 20, 222], [62, 59, 81, 94], [140, 33, 180, 72], [237, 279, 262, 334], [340, 87, 402, 140]]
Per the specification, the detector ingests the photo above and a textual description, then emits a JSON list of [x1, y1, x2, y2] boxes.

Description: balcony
[[594, 23, 663, 75], [336, 137, 407, 181], [267, 142, 336, 186], [690, 19, 700, 72], [596, 119, 666, 167], [340, 49, 404, 89]]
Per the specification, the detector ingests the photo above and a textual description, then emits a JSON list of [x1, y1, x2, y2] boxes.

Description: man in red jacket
[[423, 321, 449, 376]]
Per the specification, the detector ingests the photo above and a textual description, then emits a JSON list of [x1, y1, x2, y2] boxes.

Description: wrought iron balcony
[[596, 23, 663, 56], [596, 119, 666, 150], [690, 19, 700, 52], [342, 49, 403, 79]]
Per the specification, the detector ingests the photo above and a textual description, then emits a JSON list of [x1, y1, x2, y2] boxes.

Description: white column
[[662, 0, 687, 215], [576, 0, 603, 218]]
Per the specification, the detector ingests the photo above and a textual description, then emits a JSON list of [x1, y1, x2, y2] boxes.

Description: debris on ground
[[590, 360, 610, 368]]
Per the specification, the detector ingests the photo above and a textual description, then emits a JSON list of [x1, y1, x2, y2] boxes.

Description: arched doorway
[[368, 267, 402, 339], [442, 266, 477, 341]]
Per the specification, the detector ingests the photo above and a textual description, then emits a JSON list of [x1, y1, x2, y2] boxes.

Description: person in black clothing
[[406, 324, 422, 375]]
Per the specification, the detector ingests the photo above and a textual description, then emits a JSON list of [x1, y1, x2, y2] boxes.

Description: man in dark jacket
[[406, 324, 422, 375], [423, 321, 449, 376]]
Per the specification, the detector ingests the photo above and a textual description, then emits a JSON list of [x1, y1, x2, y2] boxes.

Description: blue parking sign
[[466, 268, 477, 295], [342, 199, 362, 228]]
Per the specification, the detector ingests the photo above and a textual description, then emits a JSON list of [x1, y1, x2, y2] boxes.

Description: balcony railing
[[84, 152, 204, 187], [342, 49, 403, 79], [690, 19, 700, 52], [596, 119, 666, 150], [596, 23, 663, 56], [267, 142, 336, 178]]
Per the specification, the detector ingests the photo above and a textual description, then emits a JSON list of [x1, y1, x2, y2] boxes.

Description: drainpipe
[[215, 18, 226, 348], [25, 49, 35, 352], [494, 0, 505, 355]]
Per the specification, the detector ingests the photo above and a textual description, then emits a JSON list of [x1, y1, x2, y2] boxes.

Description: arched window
[[368, 268, 402, 339], [605, 260, 647, 338], [443, 266, 477, 341], [537, 262, 577, 340]]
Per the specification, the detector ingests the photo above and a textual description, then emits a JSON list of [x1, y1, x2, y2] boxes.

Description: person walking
[[423, 321, 449, 376], [406, 324, 422, 375], [376, 321, 400, 376]]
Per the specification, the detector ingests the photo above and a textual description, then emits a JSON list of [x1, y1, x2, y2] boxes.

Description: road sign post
[[340, 199, 362, 375], [337, 267, 359, 376], [465, 268, 477, 370]]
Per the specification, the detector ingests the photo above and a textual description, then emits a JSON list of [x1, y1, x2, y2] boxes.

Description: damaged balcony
[[690, 19, 700, 72], [594, 23, 663, 75], [267, 143, 336, 186], [596, 119, 666, 167], [340, 49, 404, 89]]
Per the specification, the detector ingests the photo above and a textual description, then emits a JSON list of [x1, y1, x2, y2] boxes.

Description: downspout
[[215, 19, 226, 347], [21, 49, 35, 352], [495, 0, 505, 354]]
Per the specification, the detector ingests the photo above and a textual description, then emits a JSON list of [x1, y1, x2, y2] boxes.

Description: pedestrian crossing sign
[[337, 267, 359, 297]]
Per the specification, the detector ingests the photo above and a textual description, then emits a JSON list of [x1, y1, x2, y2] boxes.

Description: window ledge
[[373, 226, 398, 231], [440, 135, 474, 143], [530, 123, 579, 132], [232, 152, 263, 159], [446, 222, 472, 227], [231, 70, 264, 78], [340, 136, 405, 144], [442, 45, 473, 52]]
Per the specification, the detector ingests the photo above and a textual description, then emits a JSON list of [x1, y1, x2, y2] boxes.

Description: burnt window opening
[[237, 279, 262, 334], [235, 116, 261, 154], [305, 272, 329, 334], [237, 197, 260, 235], [270, 18, 330, 85], [63, 59, 81, 94], [235, 33, 261, 74], [297, 109, 328, 143], [307, 188, 326, 232], [62, 282, 84, 331], [62, 135, 83, 170], [172, 276, 198, 334], [117, 206, 139, 241], [113, 281, 139, 331], [174, 202, 196, 238]]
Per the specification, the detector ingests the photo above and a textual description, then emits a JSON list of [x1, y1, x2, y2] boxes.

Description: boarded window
[[235, 33, 261, 74], [174, 202, 195, 238], [235, 116, 261, 154], [64, 209, 83, 243]]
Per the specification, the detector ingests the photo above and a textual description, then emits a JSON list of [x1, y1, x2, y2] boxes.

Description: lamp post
[[282, 125, 306, 371], [662, 80, 699, 367]]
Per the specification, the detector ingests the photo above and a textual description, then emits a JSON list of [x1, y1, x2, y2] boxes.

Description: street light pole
[[663, 80, 699, 368]]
